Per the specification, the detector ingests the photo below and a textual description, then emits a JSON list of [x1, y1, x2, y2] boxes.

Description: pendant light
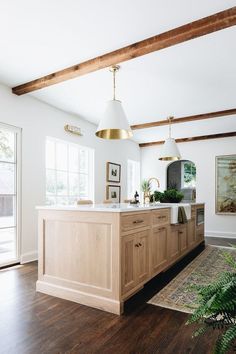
[[158, 116, 181, 161], [95, 65, 133, 140]]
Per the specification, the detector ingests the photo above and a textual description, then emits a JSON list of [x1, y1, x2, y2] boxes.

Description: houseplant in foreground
[[187, 250, 236, 354]]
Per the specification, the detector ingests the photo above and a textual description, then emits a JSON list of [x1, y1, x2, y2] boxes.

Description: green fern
[[186, 248, 236, 354]]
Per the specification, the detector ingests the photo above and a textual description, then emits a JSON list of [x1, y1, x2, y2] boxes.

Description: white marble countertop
[[36, 202, 204, 213]]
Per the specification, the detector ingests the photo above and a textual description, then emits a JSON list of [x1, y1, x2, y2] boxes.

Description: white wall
[[141, 138, 236, 238], [0, 84, 140, 262]]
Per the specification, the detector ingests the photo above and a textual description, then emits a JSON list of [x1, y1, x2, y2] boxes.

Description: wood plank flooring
[[0, 245, 229, 354]]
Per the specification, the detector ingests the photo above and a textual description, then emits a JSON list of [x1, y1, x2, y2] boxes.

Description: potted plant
[[141, 179, 151, 204], [150, 190, 162, 203], [187, 250, 236, 354], [160, 189, 184, 203]]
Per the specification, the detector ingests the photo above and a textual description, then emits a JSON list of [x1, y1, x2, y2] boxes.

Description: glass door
[[0, 124, 21, 267]]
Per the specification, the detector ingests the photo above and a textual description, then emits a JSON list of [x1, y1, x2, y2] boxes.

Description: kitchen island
[[36, 203, 205, 314]]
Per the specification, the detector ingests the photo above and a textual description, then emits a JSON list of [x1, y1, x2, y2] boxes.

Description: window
[[127, 160, 140, 199], [181, 161, 196, 188], [0, 123, 21, 266], [46, 137, 94, 205]]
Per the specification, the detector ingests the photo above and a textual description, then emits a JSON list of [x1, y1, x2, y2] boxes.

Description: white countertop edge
[[36, 202, 205, 213]]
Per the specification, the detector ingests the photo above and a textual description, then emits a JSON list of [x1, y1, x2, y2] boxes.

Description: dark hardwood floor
[[0, 246, 227, 354]]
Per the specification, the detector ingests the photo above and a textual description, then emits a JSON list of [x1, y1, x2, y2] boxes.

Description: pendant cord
[[113, 69, 116, 100], [168, 117, 171, 138]]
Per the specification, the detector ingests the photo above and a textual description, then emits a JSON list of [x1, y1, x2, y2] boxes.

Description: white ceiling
[[0, 0, 235, 143]]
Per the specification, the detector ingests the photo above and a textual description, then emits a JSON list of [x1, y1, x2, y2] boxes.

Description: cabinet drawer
[[121, 212, 150, 233], [152, 209, 170, 226]]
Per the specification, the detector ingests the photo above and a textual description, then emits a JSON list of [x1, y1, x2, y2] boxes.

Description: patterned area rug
[[148, 245, 236, 314]]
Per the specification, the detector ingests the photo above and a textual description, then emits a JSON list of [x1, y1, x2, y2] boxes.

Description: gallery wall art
[[106, 162, 121, 183]]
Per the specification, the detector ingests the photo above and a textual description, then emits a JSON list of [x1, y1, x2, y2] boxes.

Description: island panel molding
[[139, 131, 236, 147], [37, 210, 121, 313], [12, 7, 236, 95], [131, 108, 236, 130]]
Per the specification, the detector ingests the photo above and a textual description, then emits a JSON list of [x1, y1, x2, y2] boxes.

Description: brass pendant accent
[[95, 128, 133, 140]]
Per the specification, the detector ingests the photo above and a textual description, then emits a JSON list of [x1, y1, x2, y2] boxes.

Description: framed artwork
[[106, 162, 121, 183], [106, 185, 121, 203], [215, 155, 236, 214]]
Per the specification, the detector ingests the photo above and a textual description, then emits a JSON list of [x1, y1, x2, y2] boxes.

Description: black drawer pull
[[133, 219, 144, 224]]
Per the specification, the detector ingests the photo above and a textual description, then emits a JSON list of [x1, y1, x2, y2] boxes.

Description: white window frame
[[46, 136, 94, 205], [127, 159, 140, 199], [0, 122, 21, 267]]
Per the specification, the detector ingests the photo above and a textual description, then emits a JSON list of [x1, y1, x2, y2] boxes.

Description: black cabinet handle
[[133, 219, 144, 224]]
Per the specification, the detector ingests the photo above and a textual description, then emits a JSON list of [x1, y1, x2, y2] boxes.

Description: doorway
[[0, 123, 21, 267], [166, 160, 196, 202]]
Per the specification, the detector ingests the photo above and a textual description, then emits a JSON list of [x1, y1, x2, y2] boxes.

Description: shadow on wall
[[167, 160, 196, 202]]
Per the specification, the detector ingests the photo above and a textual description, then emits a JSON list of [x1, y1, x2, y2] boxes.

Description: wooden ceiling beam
[[131, 108, 236, 130], [12, 7, 236, 95], [139, 131, 236, 147]]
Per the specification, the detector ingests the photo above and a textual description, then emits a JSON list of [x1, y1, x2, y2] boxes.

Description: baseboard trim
[[36, 280, 122, 315], [20, 251, 38, 264], [205, 231, 236, 239]]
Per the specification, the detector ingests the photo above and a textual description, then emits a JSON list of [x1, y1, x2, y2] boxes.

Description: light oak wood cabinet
[[179, 225, 188, 255], [121, 233, 137, 294], [121, 229, 150, 295], [196, 224, 204, 243], [187, 217, 196, 248], [151, 225, 169, 275], [37, 204, 205, 315], [136, 230, 150, 285], [121, 211, 150, 233], [152, 209, 170, 226], [169, 225, 181, 263]]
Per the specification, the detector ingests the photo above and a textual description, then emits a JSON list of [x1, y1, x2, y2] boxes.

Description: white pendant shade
[[158, 137, 181, 161], [96, 100, 133, 139]]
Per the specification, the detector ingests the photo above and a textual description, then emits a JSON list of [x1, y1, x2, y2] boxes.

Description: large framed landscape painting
[[216, 155, 236, 214]]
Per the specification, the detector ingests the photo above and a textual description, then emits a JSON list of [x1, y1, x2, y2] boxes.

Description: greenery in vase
[[141, 179, 151, 193], [187, 250, 236, 354]]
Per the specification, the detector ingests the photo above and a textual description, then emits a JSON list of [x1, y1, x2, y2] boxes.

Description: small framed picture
[[106, 162, 121, 183], [106, 185, 121, 203]]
